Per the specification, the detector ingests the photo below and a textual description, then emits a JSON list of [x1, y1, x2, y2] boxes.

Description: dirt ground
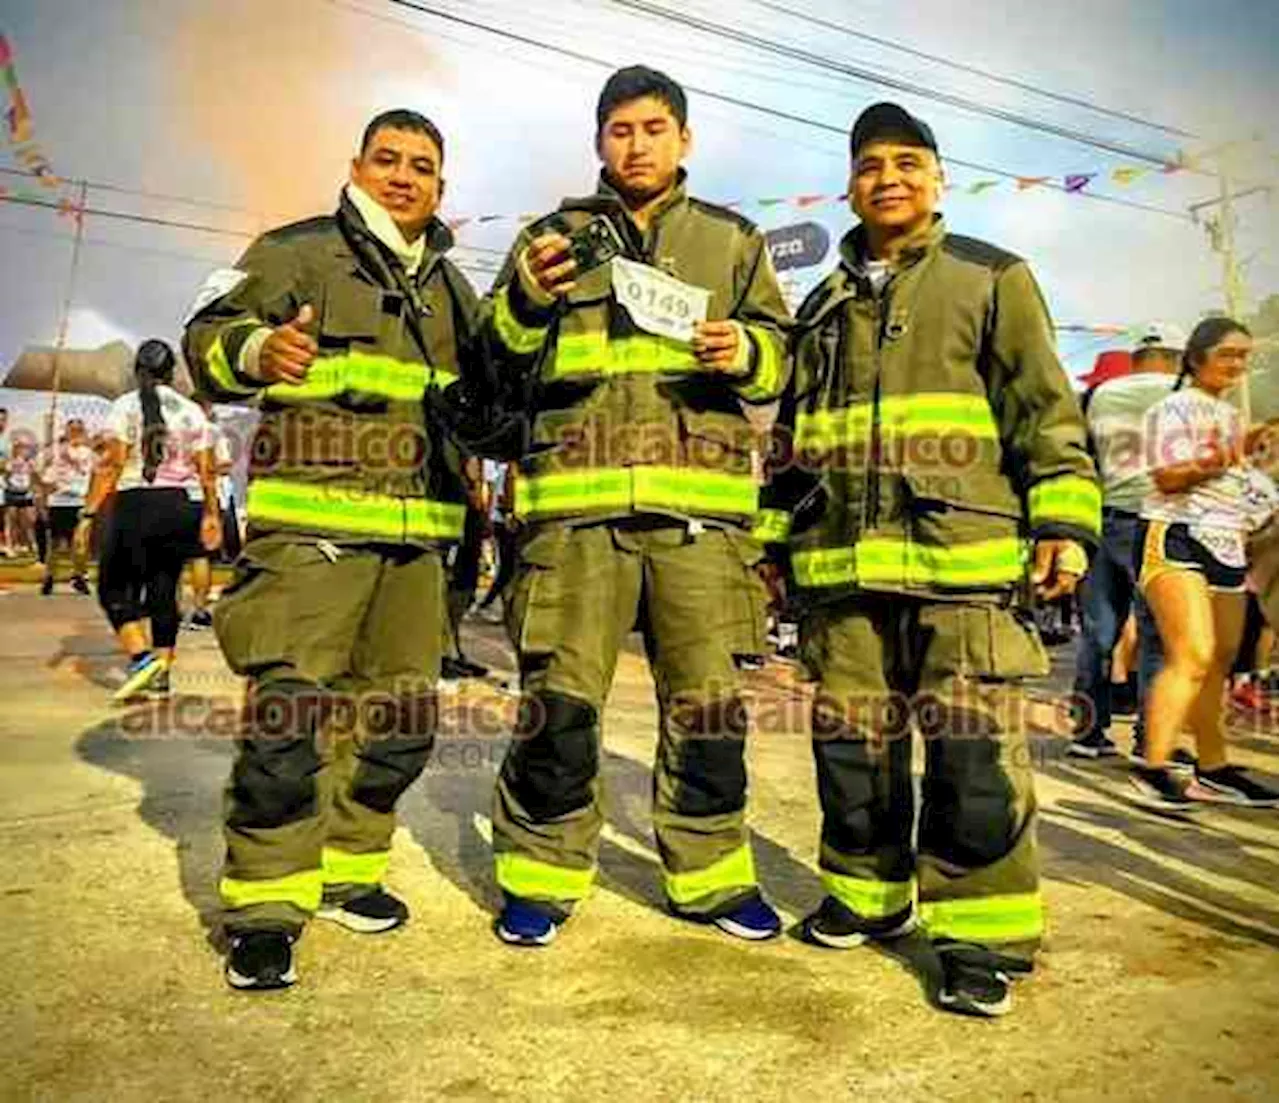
[[0, 580, 1276, 1102]]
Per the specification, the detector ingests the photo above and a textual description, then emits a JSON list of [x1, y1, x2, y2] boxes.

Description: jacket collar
[[335, 189, 454, 286], [839, 214, 946, 281]]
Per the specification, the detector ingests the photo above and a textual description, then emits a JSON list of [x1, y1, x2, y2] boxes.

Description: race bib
[[611, 256, 709, 342], [1189, 523, 1246, 568]]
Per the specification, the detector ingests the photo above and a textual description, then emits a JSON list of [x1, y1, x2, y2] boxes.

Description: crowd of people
[[1, 65, 1274, 1019]]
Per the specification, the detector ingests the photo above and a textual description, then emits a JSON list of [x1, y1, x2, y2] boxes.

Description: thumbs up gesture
[[260, 304, 318, 385]]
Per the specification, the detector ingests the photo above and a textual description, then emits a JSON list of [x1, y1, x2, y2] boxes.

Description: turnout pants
[[215, 535, 444, 932], [492, 520, 768, 918], [805, 594, 1048, 956]]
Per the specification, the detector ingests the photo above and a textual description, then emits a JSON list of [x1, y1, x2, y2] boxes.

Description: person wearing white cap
[[1067, 323, 1184, 759]]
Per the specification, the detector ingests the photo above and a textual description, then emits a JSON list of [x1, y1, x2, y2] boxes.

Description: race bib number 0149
[[611, 256, 710, 342]]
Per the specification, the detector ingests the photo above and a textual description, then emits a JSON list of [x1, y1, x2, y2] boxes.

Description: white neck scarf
[[345, 182, 426, 275]]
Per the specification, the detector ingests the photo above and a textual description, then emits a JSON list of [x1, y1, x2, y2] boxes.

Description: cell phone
[[566, 215, 627, 274]]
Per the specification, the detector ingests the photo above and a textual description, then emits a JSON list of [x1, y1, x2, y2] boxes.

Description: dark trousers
[[1071, 510, 1163, 744], [97, 488, 201, 648]]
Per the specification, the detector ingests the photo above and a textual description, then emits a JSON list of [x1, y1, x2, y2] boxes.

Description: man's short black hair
[[596, 66, 687, 134], [360, 109, 445, 160]]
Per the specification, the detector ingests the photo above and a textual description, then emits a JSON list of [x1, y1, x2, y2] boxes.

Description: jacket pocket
[[505, 524, 571, 655], [213, 539, 333, 674], [676, 407, 757, 477], [918, 604, 1049, 682], [723, 528, 768, 656], [319, 284, 383, 344]]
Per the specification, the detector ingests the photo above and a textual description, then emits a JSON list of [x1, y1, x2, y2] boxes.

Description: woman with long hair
[[85, 339, 221, 701], [1130, 316, 1279, 811]]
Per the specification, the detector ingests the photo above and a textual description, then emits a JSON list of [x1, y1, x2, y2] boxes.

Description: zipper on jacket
[[861, 274, 896, 533]]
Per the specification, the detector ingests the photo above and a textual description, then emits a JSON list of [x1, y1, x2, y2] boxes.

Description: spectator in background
[[1068, 327, 1182, 759], [183, 398, 235, 630], [1129, 316, 1278, 811], [38, 417, 95, 595], [86, 339, 221, 702], [3, 437, 38, 559]]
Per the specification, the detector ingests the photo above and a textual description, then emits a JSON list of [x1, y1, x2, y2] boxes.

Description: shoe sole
[[225, 963, 297, 990], [315, 905, 406, 934], [937, 988, 1012, 1018], [1127, 780, 1199, 815], [495, 923, 556, 947], [804, 914, 917, 950], [1066, 744, 1120, 759], [712, 917, 783, 941], [111, 660, 168, 703], [1186, 780, 1279, 809]]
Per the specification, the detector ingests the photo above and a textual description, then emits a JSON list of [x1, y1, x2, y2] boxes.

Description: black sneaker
[[316, 887, 408, 934], [935, 941, 1032, 1018], [225, 929, 296, 991], [186, 609, 214, 631], [1192, 765, 1279, 808], [800, 895, 915, 950], [1066, 732, 1121, 759], [70, 575, 90, 595], [1110, 678, 1138, 717], [440, 656, 489, 680], [40, 575, 54, 596], [1128, 765, 1199, 813]]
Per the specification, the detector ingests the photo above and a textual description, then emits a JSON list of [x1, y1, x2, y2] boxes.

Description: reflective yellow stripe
[[494, 285, 549, 355], [207, 327, 261, 397], [246, 477, 466, 541], [548, 332, 699, 379], [794, 537, 1028, 589], [515, 466, 759, 519], [221, 869, 322, 912], [263, 350, 454, 404], [1028, 474, 1102, 536], [752, 507, 792, 544], [495, 852, 594, 901], [321, 847, 389, 886], [735, 325, 785, 402], [664, 844, 757, 907], [822, 871, 914, 919], [920, 891, 1044, 943], [795, 393, 1000, 452]]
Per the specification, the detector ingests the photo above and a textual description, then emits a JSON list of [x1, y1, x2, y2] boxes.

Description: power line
[[746, 0, 1198, 141], [606, 0, 1189, 170], [381, 0, 1192, 221]]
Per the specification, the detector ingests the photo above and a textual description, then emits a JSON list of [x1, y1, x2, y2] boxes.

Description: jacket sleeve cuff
[[207, 320, 272, 396], [493, 280, 553, 356], [732, 324, 787, 404], [1026, 473, 1102, 543]]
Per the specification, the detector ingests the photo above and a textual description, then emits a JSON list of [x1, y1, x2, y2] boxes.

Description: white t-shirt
[[1141, 387, 1277, 566], [41, 441, 95, 507], [188, 422, 236, 507], [105, 385, 213, 492], [1087, 372, 1179, 512]]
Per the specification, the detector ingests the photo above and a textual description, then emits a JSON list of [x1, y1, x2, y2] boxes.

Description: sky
[[0, 0, 1276, 381]]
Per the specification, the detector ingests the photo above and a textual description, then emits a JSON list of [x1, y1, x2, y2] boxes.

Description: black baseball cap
[[850, 102, 937, 158]]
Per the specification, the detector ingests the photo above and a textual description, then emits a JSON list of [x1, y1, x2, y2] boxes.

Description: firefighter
[[482, 66, 792, 946], [184, 110, 479, 990], [761, 103, 1100, 1016]]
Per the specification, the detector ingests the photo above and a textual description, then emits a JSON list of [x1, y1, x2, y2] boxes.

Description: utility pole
[[1188, 145, 1271, 425]]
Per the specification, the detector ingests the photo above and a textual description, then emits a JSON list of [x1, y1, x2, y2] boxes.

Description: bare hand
[[1032, 539, 1087, 602], [522, 233, 577, 299], [260, 304, 318, 385], [199, 511, 224, 553], [693, 320, 746, 373]]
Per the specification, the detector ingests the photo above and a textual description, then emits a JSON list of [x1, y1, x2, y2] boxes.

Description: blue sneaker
[[713, 893, 782, 941], [671, 891, 782, 941], [495, 898, 558, 947], [111, 652, 168, 703]]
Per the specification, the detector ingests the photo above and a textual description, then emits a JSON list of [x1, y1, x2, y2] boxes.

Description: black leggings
[[97, 488, 202, 649]]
